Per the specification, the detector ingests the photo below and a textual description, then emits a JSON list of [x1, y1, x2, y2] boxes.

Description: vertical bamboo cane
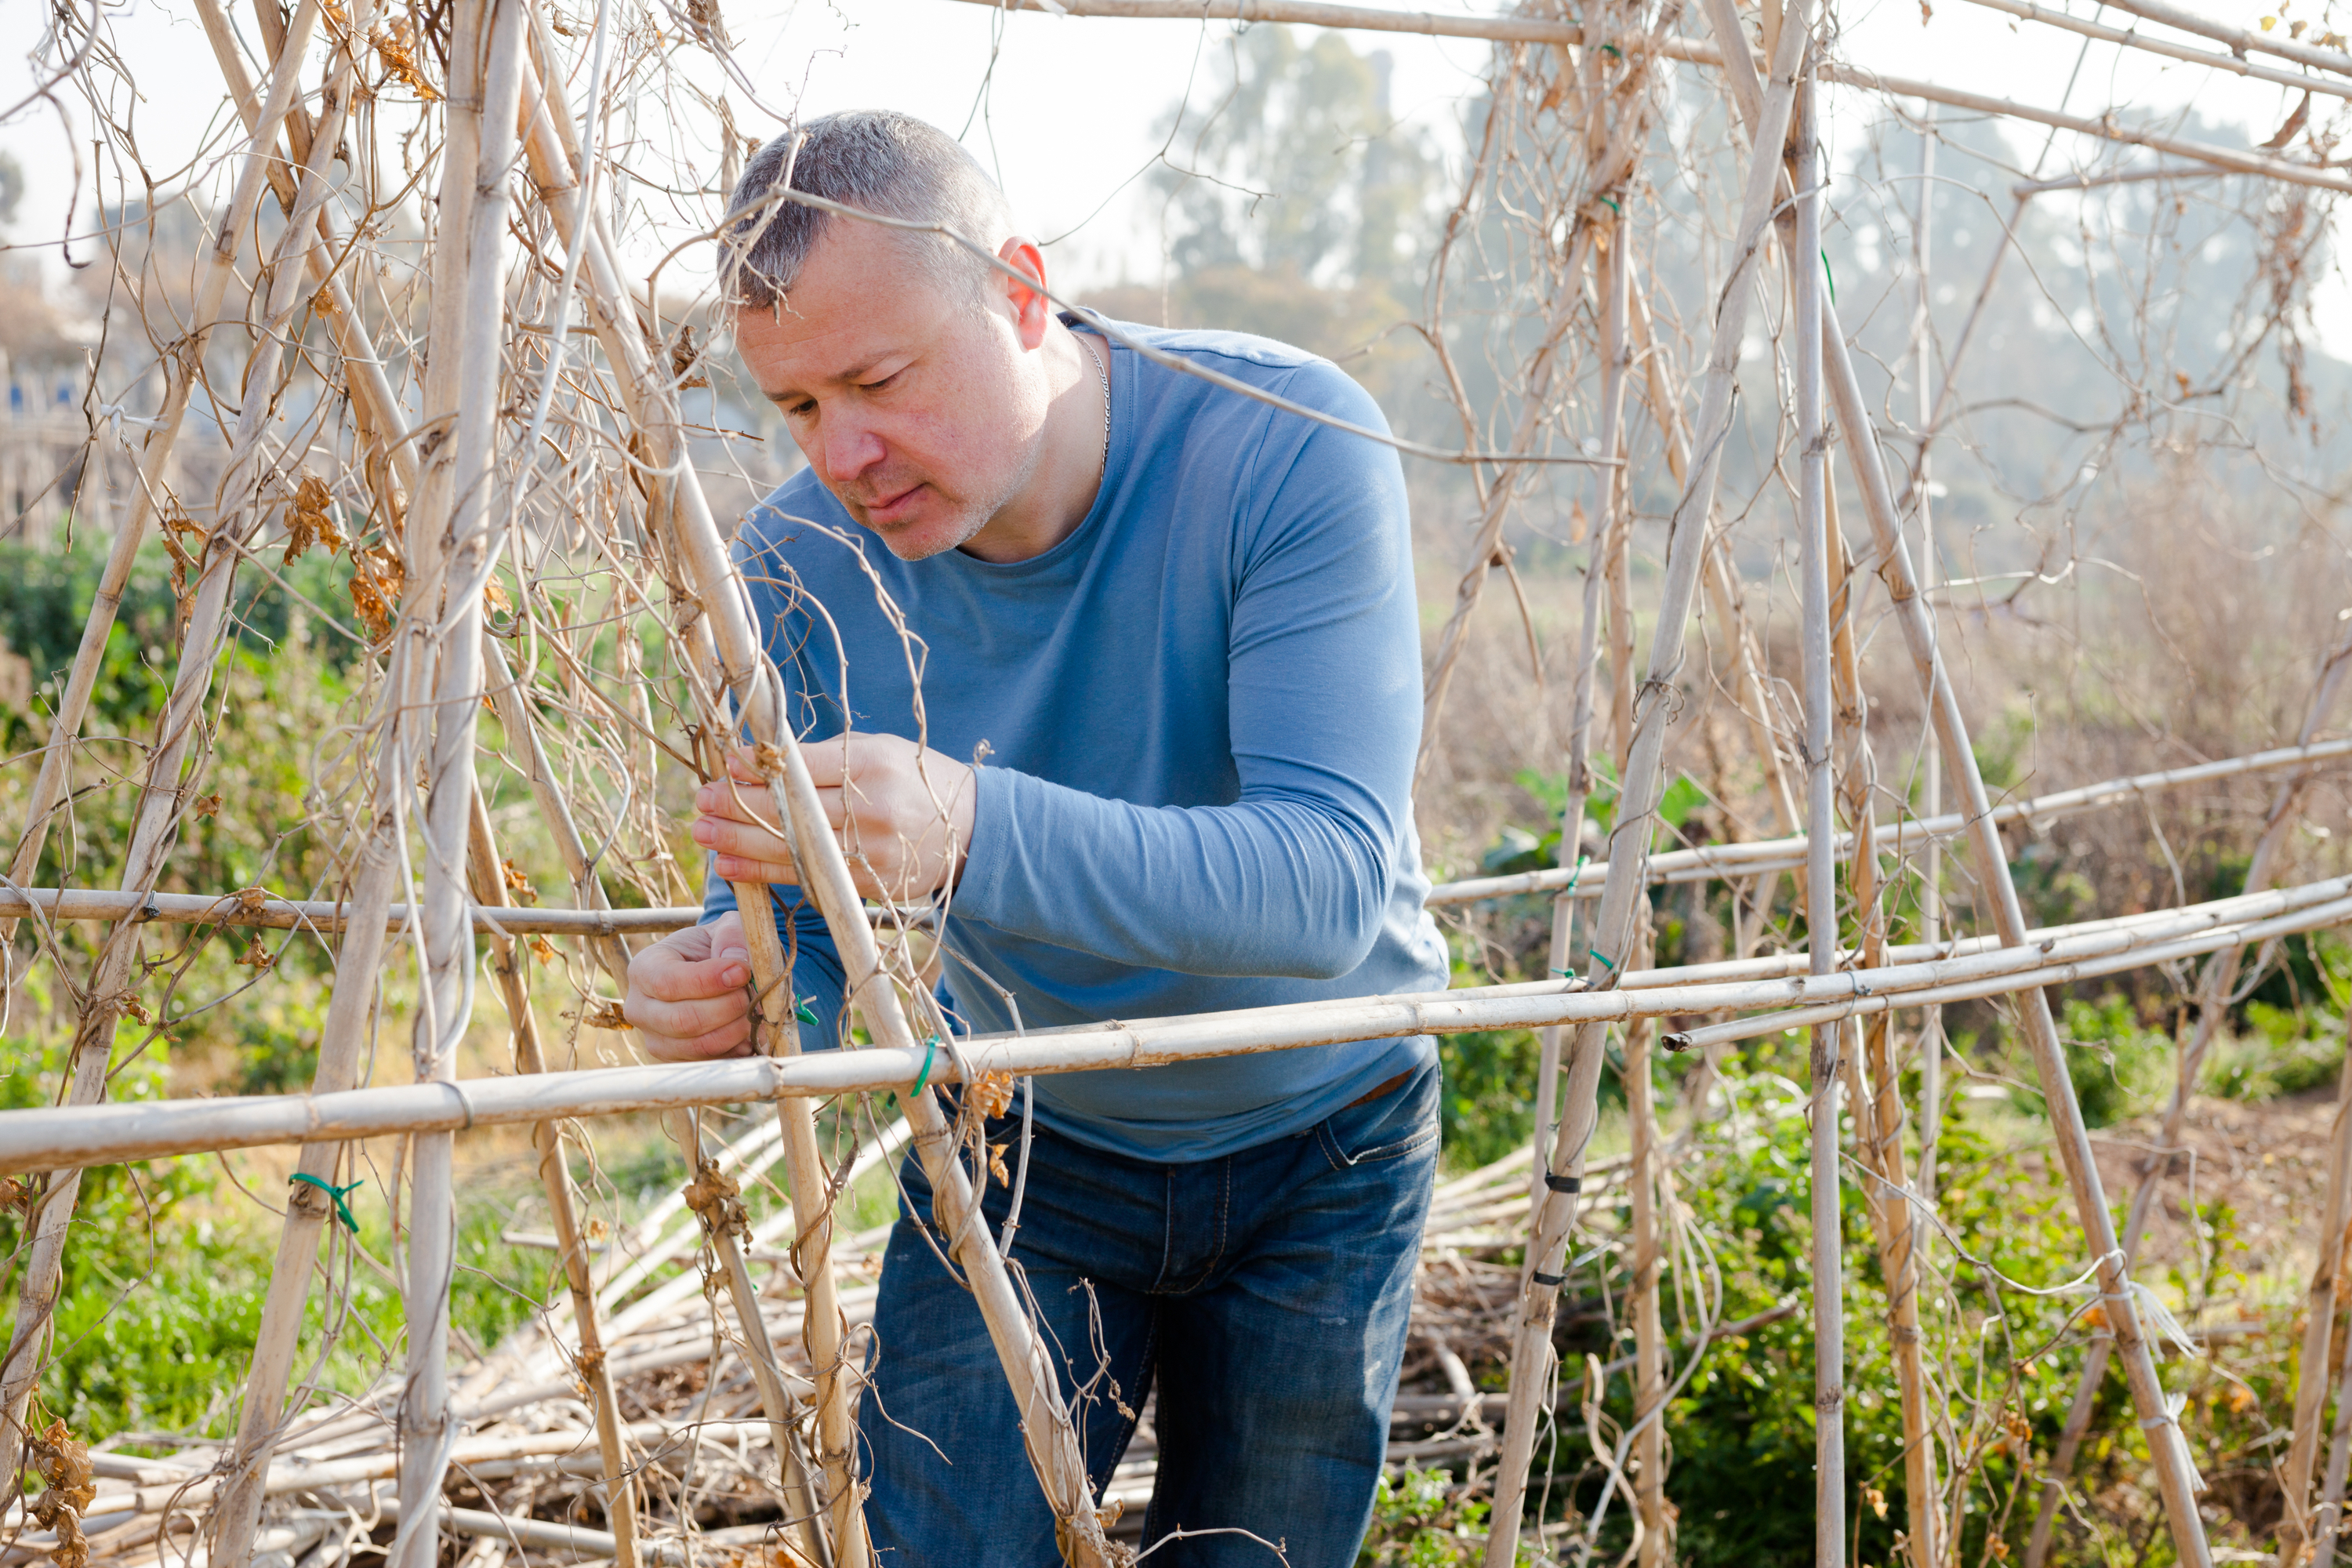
[[1625, 271, 1799, 839], [1534, 209, 1632, 1208], [1482, 9, 1814, 1558], [1624, 910, 1668, 1566], [1817, 295, 2216, 1568], [1911, 107, 1946, 1212], [505, 31, 868, 1553], [505, 39, 1105, 1551], [1790, 66, 1846, 1568], [1828, 519, 1940, 1568], [389, 5, 527, 1563], [463, 793, 644, 1568], [728, 887, 868, 1562]]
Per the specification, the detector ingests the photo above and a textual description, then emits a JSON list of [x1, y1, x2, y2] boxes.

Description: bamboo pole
[[501, 33, 1106, 1550], [6, 877, 2352, 1178], [0, 0, 342, 1451], [1481, 5, 1816, 1557], [0, 726, 2329, 935], [503, 30, 873, 1559], [1624, 915, 1668, 1566], [1828, 517, 1940, 1568], [1816, 289, 2217, 1568], [2033, 621, 2352, 1566], [1909, 107, 1947, 1213], [1790, 65, 1846, 1568], [1534, 207, 1632, 1207], [389, 3, 528, 1563], [727, 887, 867, 1561], [679, 1127, 833, 1566], [463, 792, 644, 1568]]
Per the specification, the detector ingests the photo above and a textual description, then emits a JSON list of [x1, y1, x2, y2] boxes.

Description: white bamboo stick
[[463, 793, 644, 1568], [390, 3, 528, 1563], [1534, 202, 1632, 1207], [1819, 291, 2216, 1568], [1483, 5, 1815, 1557], [5, 877, 2350, 1178], [1791, 68, 1846, 1566]]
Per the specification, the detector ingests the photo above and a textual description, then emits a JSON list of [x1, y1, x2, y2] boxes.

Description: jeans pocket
[[1316, 1062, 1441, 1171]]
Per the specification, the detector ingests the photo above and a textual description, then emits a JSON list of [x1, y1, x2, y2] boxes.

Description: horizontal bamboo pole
[[1428, 735, 2352, 905], [935, 0, 2352, 192], [9, 873, 2346, 1175], [0, 887, 700, 935], [9, 735, 2335, 931], [1959, 0, 2352, 101], [1665, 890, 2352, 1051]]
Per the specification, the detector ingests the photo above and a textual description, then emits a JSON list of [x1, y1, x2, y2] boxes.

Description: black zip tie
[[1531, 1269, 1566, 1288], [1544, 1172, 1581, 1194]]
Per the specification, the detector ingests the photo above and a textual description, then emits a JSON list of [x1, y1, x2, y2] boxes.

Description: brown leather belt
[[1345, 1071, 1412, 1109]]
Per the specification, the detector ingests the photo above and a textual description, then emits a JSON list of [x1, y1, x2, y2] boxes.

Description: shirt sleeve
[[950, 365, 1420, 981]]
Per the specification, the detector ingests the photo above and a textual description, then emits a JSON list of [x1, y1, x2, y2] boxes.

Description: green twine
[[290, 1173, 364, 1236], [1820, 248, 1837, 303], [1600, 40, 1622, 56], [911, 1035, 940, 1098]]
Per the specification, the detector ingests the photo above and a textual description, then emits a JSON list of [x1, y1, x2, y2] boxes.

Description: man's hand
[[690, 735, 977, 903], [625, 909, 755, 1062]]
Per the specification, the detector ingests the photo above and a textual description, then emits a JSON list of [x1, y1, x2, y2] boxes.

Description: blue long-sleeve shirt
[[702, 318, 1449, 1160]]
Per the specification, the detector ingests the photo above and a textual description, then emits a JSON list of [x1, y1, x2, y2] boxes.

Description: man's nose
[[820, 415, 887, 485]]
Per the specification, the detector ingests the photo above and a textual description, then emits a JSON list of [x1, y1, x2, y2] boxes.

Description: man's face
[[732, 222, 1047, 561]]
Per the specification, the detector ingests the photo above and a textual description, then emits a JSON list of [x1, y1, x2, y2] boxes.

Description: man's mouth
[[859, 481, 926, 522]]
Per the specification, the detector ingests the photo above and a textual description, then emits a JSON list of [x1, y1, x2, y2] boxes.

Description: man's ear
[[997, 236, 1053, 351]]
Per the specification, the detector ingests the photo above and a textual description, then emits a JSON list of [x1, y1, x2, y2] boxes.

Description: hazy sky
[[1, 0, 2346, 346]]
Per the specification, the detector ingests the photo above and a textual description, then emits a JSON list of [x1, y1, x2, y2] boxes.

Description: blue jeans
[[857, 1059, 1440, 1566]]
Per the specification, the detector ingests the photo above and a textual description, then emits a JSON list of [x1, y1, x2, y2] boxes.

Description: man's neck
[[957, 321, 1105, 564]]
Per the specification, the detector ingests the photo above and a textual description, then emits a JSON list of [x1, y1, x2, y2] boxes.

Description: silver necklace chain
[[1082, 332, 1110, 481]]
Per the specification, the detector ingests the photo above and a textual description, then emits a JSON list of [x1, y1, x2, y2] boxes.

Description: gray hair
[[719, 111, 1014, 312]]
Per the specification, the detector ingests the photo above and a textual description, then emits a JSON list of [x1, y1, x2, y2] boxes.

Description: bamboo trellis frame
[[2, 0, 2348, 1563]]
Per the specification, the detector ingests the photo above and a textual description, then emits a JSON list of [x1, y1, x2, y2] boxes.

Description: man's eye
[[785, 399, 816, 419], [863, 371, 901, 393]]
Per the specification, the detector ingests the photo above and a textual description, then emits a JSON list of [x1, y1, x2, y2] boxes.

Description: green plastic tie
[[1588, 948, 1618, 972], [1820, 248, 1837, 304], [911, 1035, 940, 1098], [290, 1173, 364, 1235], [794, 1000, 818, 1027]]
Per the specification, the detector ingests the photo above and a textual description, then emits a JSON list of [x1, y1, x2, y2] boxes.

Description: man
[[623, 110, 1450, 1566]]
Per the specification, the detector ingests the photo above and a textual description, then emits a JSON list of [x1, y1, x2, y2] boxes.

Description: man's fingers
[[635, 945, 753, 1004], [637, 1017, 755, 1063], [626, 987, 753, 1040]]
